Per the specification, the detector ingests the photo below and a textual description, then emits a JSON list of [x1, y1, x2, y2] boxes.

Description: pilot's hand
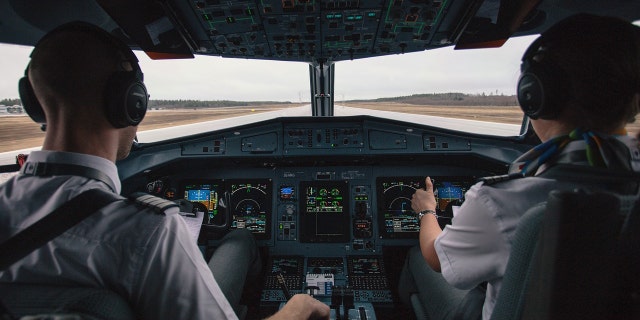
[[265, 294, 330, 320], [173, 198, 194, 213], [412, 177, 437, 214]]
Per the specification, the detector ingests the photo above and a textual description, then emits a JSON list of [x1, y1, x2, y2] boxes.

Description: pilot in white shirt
[[0, 150, 239, 319]]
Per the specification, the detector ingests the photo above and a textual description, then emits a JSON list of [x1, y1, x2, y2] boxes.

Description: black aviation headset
[[18, 21, 148, 129], [516, 35, 569, 120]]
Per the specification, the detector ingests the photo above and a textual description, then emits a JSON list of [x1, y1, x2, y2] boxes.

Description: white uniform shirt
[[434, 135, 640, 320], [0, 150, 237, 320]]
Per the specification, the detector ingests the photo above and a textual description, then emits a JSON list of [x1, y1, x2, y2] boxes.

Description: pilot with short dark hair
[[0, 22, 329, 320], [399, 13, 640, 320]]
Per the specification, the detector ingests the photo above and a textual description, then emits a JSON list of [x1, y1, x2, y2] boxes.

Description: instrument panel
[[144, 169, 479, 308], [142, 168, 479, 249], [126, 116, 530, 251], [122, 116, 530, 308]]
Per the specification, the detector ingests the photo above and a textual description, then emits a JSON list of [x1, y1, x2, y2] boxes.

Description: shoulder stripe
[[129, 192, 178, 214]]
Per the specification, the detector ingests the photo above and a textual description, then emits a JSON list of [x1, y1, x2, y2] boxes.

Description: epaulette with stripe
[[129, 192, 179, 214], [477, 172, 524, 185]]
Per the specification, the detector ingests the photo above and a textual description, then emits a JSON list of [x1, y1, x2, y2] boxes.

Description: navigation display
[[376, 176, 473, 238], [228, 179, 272, 239], [299, 180, 350, 243]]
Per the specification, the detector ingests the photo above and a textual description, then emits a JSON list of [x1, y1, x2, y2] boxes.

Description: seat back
[[0, 284, 135, 320], [490, 164, 640, 320], [489, 202, 546, 320], [492, 188, 640, 320], [520, 189, 640, 320]]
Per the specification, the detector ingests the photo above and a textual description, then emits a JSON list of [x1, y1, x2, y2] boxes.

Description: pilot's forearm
[[419, 214, 442, 272]]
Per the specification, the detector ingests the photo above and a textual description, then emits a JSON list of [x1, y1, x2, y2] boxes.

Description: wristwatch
[[417, 209, 437, 221]]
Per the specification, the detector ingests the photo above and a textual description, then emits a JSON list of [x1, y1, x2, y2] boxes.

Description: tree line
[[2, 93, 518, 110], [347, 93, 518, 106], [149, 99, 294, 109], [0, 98, 21, 106]]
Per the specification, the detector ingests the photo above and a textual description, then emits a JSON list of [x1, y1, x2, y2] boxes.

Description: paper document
[[180, 211, 204, 243]]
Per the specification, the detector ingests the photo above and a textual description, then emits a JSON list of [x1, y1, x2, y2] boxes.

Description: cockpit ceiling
[[180, 0, 459, 62], [91, 0, 482, 62], [2, 0, 640, 62]]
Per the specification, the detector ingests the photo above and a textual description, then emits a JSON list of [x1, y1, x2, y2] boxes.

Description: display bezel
[[181, 179, 224, 226], [226, 178, 273, 240], [376, 176, 474, 239], [299, 180, 350, 243]]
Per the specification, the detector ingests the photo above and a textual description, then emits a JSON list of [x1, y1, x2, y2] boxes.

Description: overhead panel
[[184, 0, 454, 62]]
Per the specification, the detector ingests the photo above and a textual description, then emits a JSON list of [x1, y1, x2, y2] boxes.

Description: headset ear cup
[[517, 60, 564, 120], [105, 72, 148, 128], [125, 81, 148, 126], [18, 76, 47, 124], [517, 70, 546, 119]]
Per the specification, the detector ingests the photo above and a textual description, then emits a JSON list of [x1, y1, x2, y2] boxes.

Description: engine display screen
[[376, 176, 473, 238], [299, 180, 350, 243], [228, 179, 272, 239]]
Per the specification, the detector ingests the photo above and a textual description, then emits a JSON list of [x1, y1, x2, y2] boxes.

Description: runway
[[0, 105, 519, 167]]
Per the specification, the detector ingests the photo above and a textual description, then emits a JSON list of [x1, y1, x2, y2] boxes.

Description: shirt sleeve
[[434, 183, 510, 290], [131, 211, 238, 320]]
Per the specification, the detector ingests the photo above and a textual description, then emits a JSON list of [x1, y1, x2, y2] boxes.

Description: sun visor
[[96, 0, 194, 60], [454, 0, 542, 50]]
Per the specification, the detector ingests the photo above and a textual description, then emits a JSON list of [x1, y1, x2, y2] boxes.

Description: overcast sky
[[0, 35, 537, 103]]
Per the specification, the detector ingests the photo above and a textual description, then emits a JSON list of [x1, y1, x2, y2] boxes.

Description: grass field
[[1, 102, 639, 153]]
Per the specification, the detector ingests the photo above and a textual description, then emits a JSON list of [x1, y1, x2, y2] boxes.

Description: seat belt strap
[[0, 188, 122, 270]]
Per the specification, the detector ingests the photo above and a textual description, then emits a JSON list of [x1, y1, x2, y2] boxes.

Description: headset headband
[[31, 21, 142, 75], [20, 21, 148, 128]]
